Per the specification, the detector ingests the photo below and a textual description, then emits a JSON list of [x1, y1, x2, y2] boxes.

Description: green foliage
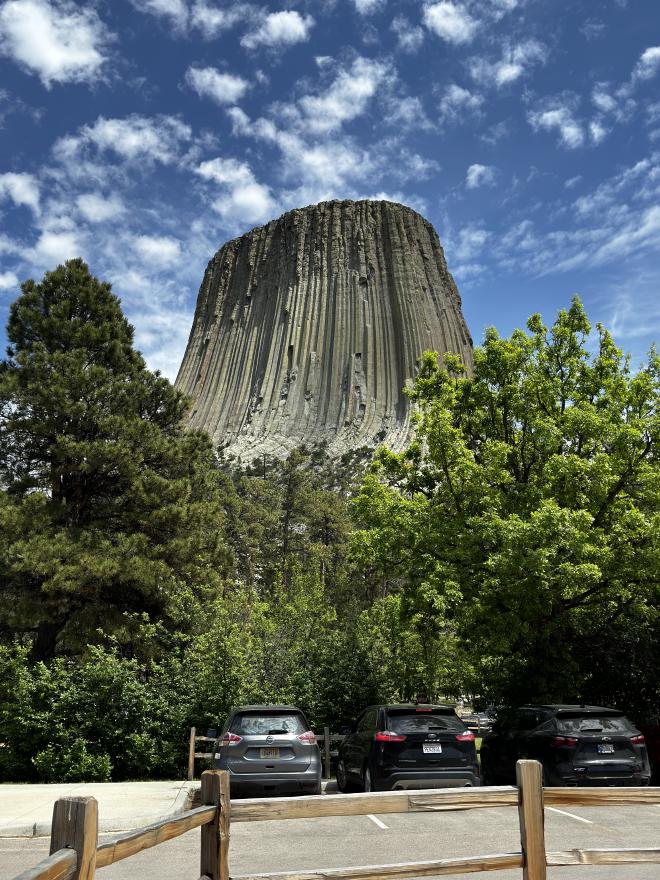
[[0, 259, 230, 657], [2, 274, 658, 781], [353, 298, 660, 707]]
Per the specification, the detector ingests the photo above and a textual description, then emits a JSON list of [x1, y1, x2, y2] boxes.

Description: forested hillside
[[1, 261, 658, 782]]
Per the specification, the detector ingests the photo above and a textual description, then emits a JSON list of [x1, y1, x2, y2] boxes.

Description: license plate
[[597, 743, 614, 753], [423, 744, 443, 753], [260, 747, 280, 758]]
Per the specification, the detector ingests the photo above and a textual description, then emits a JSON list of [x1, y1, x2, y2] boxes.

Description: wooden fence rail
[[12, 762, 660, 880]]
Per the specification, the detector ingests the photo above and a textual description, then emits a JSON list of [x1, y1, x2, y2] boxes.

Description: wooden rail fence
[[12, 761, 660, 880]]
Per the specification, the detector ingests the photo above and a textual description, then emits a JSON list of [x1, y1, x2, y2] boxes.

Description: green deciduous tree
[[353, 298, 660, 709], [0, 259, 230, 658]]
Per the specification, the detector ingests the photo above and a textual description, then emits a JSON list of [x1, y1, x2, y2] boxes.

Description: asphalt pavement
[[4, 798, 660, 880]]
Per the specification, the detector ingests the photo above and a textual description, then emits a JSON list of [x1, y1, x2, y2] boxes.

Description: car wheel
[[336, 759, 350, 793], [363, 766, 372, 793]]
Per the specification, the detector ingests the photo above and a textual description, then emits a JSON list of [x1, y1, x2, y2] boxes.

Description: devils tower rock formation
[[176, 200, 473, 460]]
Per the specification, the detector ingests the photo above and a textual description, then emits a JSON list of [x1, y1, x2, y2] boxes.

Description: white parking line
[[367, 814, 389, 829], [546, 806, 593, 824]]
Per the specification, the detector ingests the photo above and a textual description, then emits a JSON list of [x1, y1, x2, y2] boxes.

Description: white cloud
[[196, 157, 276, 225], [589, 120, 608, 145], [466, 163, 496, 189], [241, 10, 314, 50], [352, 0, 380, 12], [185, 66, 249, 105], [470, 39, 547, 87], [452, 226, 490, 261], [438, 83, 483, 121], [128, 0, 188, 29], [0, 172, 40, 213], [298, 57, 390, 134], [632, 46, 660, 83], [0, 270, 19, 289], [0, 0, 109, 87], [422, 2, 477, 45], [58, 115, 192, 165], [592, 87, 617, 115], [76, 192, 125, 223], [31, 229, 83, 266], [528, 100, 584, 148], [390, 15, 424, 52], [133, 235, 182, 267], [353, 0, 384, 13], [190, 1, 248, 36]]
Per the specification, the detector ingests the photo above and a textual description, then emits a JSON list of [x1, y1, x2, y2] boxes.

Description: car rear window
[[386, 709, 465, 733], [229, 712, 307, 735], [556, 714, 633, 733]]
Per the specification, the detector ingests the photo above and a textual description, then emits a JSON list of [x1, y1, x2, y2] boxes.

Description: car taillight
[[297, 731, 317, 745], [550, 736, 579, 748], [220, 732, 242, 747], [456, 731, 475, 742], [631, 734, 645, 745], [375, 730, 407, 742]]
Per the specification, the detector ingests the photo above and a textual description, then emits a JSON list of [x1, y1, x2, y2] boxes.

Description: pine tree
[[0, 259, 230, 658]]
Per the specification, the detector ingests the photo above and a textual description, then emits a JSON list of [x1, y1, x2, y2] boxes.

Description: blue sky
[[0, 0, 658, 379]]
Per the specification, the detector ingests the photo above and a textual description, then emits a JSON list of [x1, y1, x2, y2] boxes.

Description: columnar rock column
[[176, 199, 473, 460]]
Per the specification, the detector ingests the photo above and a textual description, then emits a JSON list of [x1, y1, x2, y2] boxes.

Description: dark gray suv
[[213, 705, 322, 796]]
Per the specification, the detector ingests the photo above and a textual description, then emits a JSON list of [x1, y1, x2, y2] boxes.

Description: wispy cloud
[[528, 97, 585, 148], [185, 67, 249, 105], [470, 39, 547, 87], [127, 0, 188, 30], [390, 15, 424, 52], [54, 114, 192, 166], [241, 10, 314, 50], [438, 83, 483, 122], [632, 46, 660, 84], [466, 163, 496, 188], [423, 2, 477, 45], [352, 0, 385, 14], [297, 57, 390, 135], [196, 157, 276, 225], [0, 172, 40, 214]]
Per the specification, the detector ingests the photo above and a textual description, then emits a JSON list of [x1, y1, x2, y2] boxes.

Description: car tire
[[336, 759, 350, 793], [363, 766, 372, 793]]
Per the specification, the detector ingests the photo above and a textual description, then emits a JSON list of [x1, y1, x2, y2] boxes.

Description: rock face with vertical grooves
[[176, 199, 473, 460]]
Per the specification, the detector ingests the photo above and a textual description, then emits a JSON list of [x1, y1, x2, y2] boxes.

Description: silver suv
[[213, 705, 322, 796]]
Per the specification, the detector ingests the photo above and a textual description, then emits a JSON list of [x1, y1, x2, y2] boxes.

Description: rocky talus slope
[[176, 199, 473, 460]]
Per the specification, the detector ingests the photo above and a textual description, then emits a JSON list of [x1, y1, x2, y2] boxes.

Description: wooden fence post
[[188, 726, 196, 781], [323, 726, 331, 780], [201, 769, 231, 880], [50, 796, 98, 880], [516, 760, 546, 880]]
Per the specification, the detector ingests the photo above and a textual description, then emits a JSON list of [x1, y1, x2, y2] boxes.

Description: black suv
[[336, 704, 480, 792], [480, 704, 651, 787]]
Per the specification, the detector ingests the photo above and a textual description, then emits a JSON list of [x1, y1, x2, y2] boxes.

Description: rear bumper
[[376, 768, 481, 790], [215, 764, 322, 796], [558, 772, 651, 787]]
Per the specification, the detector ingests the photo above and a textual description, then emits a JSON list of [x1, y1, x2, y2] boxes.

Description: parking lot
[[5, 796, 660, 880]]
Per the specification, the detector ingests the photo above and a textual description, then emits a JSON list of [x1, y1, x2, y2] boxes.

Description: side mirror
[[206, 728, 217, 739]]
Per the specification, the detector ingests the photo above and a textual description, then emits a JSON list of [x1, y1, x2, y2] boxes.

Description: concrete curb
[[0, 780, 336, 837], [0, 782, 196, 838]]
